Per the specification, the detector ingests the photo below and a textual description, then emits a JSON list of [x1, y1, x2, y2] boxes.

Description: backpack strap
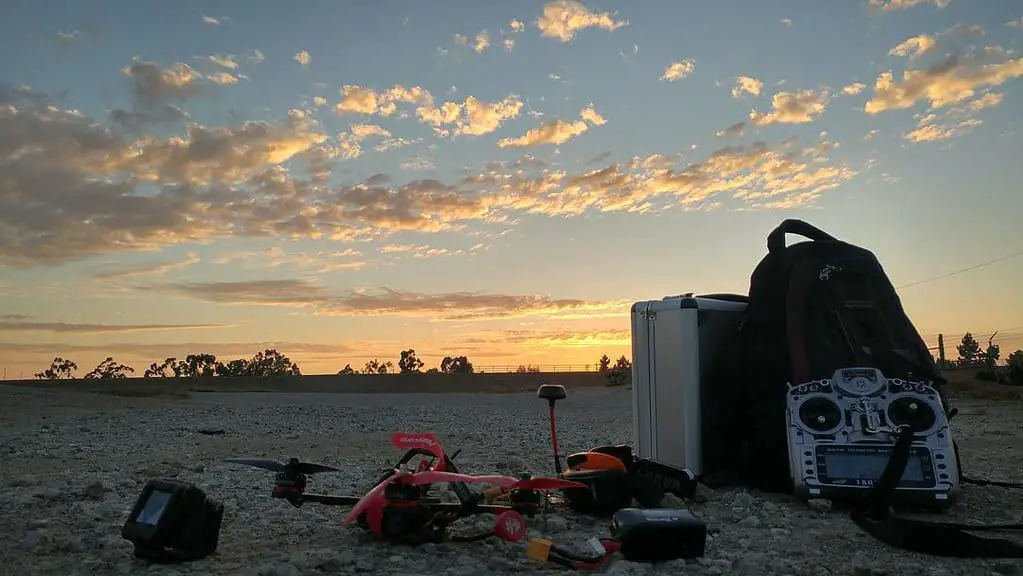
[[851, 427, 1023, 558], [767, 219, 839, 253]]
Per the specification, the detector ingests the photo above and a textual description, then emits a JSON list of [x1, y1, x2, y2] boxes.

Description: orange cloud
[[152, 280, 631, 321], [0, 82, 856, 268], [0, 320, 227, 334], [865, 52, 1023, 113]]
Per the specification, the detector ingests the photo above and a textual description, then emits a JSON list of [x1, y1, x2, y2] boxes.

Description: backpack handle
[[767, 219, 838, 253]]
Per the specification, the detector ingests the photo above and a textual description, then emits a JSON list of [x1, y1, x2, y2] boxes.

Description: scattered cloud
[[0, 81, 857, 268], [660, 60, 695, 82], [294, 49, 310, 66], [202, 15, 221, 25], [380, 244, 457, 259], [92, 253, 200, 281], [781, 18, 793, 27], [868, 0, 951, 13], [865, 52, 1023, 114], [207, 54, 239, 69], [155, 280, 630, 321], [121, 60, 203, 107], [206, 72, 239, 85], [474, 31, 490, 53], [842, 82, 866, 95], [509, 19, 525, 32], [1007, 18, 1023, 29], [901, 89, 1001, 143], [732, 76, 763, 98], [889, 34, 937, 59], [248, 49, 265, 64], [904, 113, 981, 142], [0, 341, 359, 360], [0, 320, 226, 334], [749, 88, 829, 126], [497, 105, 606, 148], [535, 0, 628, 42], [503, 38, 516, 52], [336, 84, 525, 138], [54, 30, 81, 46], [967, 91, 1003, 111], [212, 247, 367, 273], [459, 328, 631, 349], [715, 121, 746, 138]]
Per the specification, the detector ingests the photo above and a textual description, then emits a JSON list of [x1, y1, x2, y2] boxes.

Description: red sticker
[[494, 510, 526, 542], [391, 432, 445, 460]]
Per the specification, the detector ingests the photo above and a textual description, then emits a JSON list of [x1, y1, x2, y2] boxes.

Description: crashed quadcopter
[[226, 432, 587, 545]]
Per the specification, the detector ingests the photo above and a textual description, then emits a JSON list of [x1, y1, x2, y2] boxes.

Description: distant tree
[[144, 357, 180, 378], [440, 355, 474, 374], [605, 355, 632, 387], [516, 364, 540, 374], [597, 355, 611, 373], [216, 358, 251, 376], [363, 359, 393, 374], [35, 357, 78, 380], [957, 333, 981, 364], [425, 367, 440, 373], [984, 342, 1000, 370], [1007, 350, 1023, 386], [160, 353, 220, 378], [337, 364, 355, 375], [612, 356, 632, 373], [83, 357, 134, 379], [245, 349, 301, 377], [399, 349, 424, 374]]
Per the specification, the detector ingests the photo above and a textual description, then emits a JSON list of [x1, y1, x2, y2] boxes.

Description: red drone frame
[[226, 432, 587, 546]]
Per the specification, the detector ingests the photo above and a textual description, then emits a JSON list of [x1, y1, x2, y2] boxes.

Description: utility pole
[[937, 334, 945, 367]]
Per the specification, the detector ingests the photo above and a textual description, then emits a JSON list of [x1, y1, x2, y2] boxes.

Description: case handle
[[767, 219, 838, 253]]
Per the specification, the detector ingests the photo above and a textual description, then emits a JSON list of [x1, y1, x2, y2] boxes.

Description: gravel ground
[[0, 385, 1021, 576]]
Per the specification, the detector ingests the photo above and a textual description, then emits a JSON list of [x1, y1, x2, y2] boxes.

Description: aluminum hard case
[[630, 293, 747, 478]]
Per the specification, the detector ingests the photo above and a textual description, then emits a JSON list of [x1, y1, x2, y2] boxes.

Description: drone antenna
[[537, 384, 568, 475]]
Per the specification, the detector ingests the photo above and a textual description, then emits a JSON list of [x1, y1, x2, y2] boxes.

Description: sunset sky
[[1, 0, 1022, 378]]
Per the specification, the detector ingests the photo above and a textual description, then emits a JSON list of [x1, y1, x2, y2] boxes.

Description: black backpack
[[729, 219, 943, 493], [719, 219, 1023, 558]]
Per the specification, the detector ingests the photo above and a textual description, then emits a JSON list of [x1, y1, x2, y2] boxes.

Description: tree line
[[31, 346, 635, 381], [34, 348, 303, 380]]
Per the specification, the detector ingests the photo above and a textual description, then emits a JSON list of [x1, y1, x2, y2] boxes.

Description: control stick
[[537, 384, 568, 475]]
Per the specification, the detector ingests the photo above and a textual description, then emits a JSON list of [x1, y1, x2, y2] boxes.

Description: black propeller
[[225, 457, 340, 475]]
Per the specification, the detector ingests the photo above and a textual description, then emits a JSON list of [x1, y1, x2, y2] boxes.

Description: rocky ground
[[0, 385, 1020, 576]]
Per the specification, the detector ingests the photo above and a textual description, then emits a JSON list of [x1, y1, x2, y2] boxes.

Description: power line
[[897, 249, 1023, 290]]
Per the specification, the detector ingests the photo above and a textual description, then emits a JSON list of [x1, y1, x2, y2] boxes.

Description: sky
[[1, 0, 1022, 378]]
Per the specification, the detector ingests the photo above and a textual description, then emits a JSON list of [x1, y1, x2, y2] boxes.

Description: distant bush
[[1007, 349, 1023, 387]]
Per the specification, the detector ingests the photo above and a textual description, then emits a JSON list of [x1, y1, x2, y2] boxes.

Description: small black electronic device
[[610, 507, 706, 562], [122, 478, 224, 563]]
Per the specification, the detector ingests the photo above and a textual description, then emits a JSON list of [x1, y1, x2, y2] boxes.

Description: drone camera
[[122, 478, 224, 564], [272, 471, 307, 498], [509, 488, 544, 516]]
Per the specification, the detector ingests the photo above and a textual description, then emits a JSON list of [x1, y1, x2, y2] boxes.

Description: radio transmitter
[[785, 367, 960, 509]]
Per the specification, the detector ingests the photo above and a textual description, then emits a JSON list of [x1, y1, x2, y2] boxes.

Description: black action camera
[[121, 478, 224, 564]]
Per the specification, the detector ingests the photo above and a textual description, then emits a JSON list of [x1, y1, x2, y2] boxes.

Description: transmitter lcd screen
[[137, 489, 173, 526], [822, 452, 925, 482], [816, 444, 937, 488]]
